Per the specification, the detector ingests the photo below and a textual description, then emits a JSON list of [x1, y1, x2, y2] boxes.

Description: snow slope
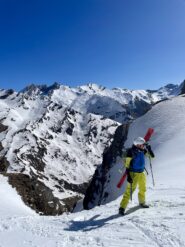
[[125, 94, 185, 187], [0, 175, 35, 217], [1, 190, 185, 247], [101, 94, 185, 204], [0, 94, 185, 246]]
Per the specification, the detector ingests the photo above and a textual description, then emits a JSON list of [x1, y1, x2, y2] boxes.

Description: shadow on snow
[[65, 206, 141, 232], [65, 214, 120, 232]]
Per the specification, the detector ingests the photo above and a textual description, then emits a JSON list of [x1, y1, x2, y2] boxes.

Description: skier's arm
[[125, 148, 133, 169], [125, 157, 132, 168], [145, 144, 155, 158], [125, 158, 133, 183], [120, 148, 133, 183]]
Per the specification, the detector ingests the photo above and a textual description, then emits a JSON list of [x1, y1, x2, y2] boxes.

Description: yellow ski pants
[[120, 172, 146, 209]]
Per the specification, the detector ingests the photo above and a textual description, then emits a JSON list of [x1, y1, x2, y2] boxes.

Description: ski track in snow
[[0, 186, 185, 247]]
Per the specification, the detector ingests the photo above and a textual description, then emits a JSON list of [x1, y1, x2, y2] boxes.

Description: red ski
[[117, 128, 154, 189], [117, 172, 127, 189], [144, 128, 154, 142]]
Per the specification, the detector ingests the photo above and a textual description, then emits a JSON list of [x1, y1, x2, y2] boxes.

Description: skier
[[119, 137, 155, 215]]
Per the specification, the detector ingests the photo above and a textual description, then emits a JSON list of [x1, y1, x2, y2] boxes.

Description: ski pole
[[144, 167, 149, 175], [149, 156, 155, 186]]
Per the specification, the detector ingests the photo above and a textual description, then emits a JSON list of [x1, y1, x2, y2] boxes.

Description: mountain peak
[[79, 83, 106, 93], [157, 83, 180, 96], [20, 82, 61, 96]]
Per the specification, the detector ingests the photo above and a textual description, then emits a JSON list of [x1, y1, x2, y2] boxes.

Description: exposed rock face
[[0, 123, 9, 172], [0, 123, 8, 133], [0, 89, 14, 99], [83, 124, 129, 209], [7, 173, 73, 215], [0, 156, 10, 172], [0, 142, 3, 152], [128, 98, 152, 118], [180, 80, 185, 95]]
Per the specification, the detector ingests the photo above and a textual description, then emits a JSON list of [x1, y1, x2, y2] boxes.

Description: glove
[[127, 174, 133, 183], [145, 143, 155, 158], [145, 143, 151, 150], [126, 169, 133, 183]]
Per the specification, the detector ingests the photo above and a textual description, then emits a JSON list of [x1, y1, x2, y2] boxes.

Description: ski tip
[[148, 128, 154, 133], [144, 128, 154, 142]]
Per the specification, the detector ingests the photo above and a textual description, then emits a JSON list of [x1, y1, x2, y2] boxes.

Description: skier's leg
[[120, 172, 138, 209], [138, 172, 146, 205]]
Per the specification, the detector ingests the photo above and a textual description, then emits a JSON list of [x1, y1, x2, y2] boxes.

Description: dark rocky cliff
[[83, 124, 129, 209]]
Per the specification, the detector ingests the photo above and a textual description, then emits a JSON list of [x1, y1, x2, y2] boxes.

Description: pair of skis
[[117, 128, 154, 189]]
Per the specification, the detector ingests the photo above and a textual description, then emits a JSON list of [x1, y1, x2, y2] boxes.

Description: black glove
[[126, 169, 133, 183], [145, 143, 155, 158]]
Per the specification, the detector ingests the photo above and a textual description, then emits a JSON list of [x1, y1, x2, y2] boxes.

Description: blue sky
[[0, 0, 185, 91]]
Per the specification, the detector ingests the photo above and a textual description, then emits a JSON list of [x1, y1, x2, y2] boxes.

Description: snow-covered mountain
[[0, 81, 183, 215], [0, 92, 185, 246]]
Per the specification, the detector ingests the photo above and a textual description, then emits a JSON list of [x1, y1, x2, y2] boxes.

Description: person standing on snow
[[119, 137, 155, 216]]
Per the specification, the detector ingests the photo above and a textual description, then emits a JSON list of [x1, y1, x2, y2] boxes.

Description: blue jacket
[[127, 146, 146, 173]]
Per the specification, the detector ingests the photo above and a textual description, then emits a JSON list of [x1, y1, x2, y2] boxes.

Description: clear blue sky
[[0, 0, 185, 91]]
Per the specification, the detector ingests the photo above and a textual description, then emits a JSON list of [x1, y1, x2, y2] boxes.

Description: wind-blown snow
[[0, 94, 185, 246]]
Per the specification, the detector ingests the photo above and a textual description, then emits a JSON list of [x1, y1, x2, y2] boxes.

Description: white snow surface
[[1, 94, 185, 246], [0, 175, 35, 217]]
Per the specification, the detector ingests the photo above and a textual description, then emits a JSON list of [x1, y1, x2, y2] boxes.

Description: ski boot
[[139, 203, 149, 208], [119, 207, 125, 215]]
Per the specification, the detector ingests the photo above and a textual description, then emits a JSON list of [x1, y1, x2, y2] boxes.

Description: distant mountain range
[[0, 80, 184, 214]]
